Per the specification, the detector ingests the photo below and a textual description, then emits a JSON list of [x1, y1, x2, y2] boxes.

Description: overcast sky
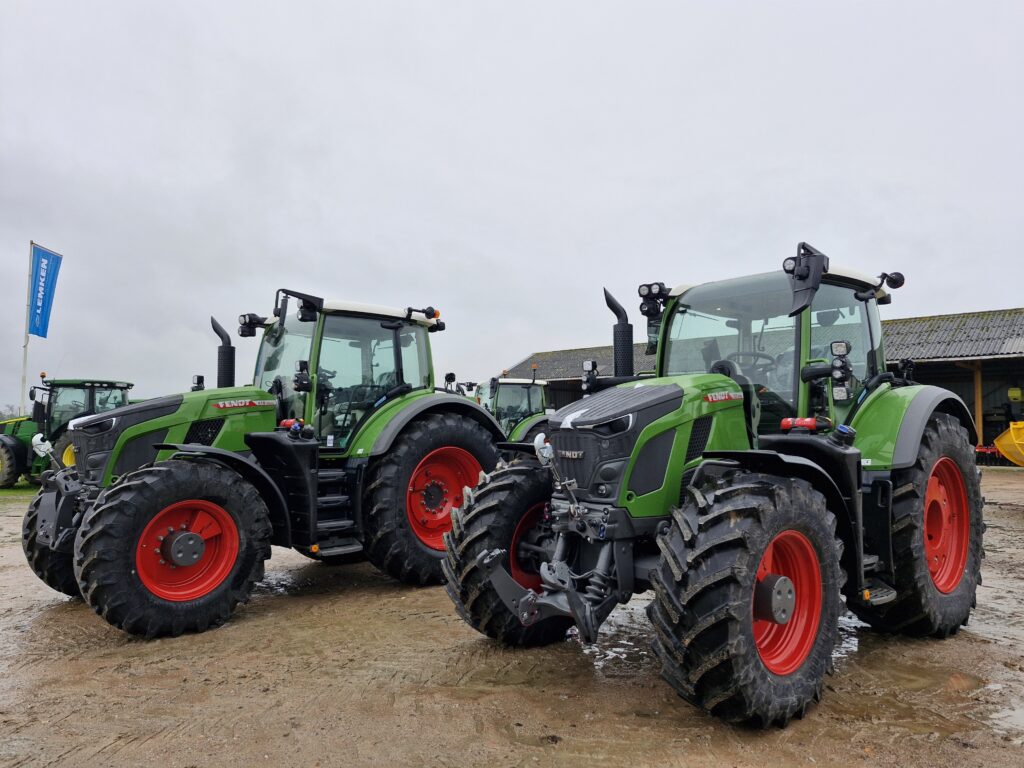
[[2, 1, 1021, 406]]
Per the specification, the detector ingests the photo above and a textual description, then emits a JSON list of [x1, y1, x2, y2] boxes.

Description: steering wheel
[[725, 352, 776, 379]]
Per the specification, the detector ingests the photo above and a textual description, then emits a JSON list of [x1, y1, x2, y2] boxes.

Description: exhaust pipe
[[603, 289, 634, 377], [211, 317, 235, 388]]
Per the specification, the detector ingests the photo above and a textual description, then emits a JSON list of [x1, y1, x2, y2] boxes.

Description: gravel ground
[[1, 470, 1022, 767]]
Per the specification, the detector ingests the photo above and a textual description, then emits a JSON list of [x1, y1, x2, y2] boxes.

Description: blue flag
[[28, 243, 63, 338]]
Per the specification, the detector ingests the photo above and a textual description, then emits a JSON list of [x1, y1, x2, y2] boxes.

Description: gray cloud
[[2, 1, 1022, 404]]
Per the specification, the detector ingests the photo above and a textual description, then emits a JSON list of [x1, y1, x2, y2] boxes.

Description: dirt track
[[1, 472, 1023, 768]]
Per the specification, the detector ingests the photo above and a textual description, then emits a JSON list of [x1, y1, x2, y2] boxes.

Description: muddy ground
[[1, 471, 1022, 768]]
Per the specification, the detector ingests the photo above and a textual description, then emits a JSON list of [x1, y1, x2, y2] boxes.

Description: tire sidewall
[[738, 480, 842, 702], [391, 416, 498, 558], [78, 461, 264, 611]]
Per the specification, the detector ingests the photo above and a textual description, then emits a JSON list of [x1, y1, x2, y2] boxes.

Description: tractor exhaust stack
[[210, 317, 235, 389], [604, 289, 634, 377]]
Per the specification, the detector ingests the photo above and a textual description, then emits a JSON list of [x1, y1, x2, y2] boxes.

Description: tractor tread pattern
[[443, 460, 573, 647], [647, 472, 844, 727], [847, 412, 983, 637], [363, 412, 498, 586], [73, 458, 271, 638], [22, 492, 81, 597]]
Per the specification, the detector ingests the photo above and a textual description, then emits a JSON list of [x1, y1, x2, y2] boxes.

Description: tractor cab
[[247, 290, 441, 452], [479, 375, 549, 438], [29, 376, 134, 467], [656, 266, 886, 440]]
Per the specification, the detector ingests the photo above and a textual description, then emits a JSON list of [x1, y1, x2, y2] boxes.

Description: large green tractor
[[23, 289, 501, 637], [444, 244, 983, 726], [0, 376, 133, 487]]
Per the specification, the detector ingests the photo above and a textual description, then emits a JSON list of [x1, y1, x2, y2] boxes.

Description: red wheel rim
[[406, 446, 482, 551], [509, 503, 545, 590], [753, 530, 822, 676], [924, 456, 970, 593], [135, 499, 239, 601]]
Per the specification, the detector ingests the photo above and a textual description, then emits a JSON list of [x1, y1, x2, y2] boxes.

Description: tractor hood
[[69, 385, 278, 485]]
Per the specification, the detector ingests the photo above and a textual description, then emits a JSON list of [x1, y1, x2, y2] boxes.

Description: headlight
[[638, 284, 651, 297]]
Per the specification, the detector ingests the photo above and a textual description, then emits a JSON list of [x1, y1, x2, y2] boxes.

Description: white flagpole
[[21, 241, 33, 416]]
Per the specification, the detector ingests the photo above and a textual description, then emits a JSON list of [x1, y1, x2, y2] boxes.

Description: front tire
[[22, 492, 80, 597], [52, 433, 76, 469], [442, 461, 573, 647], [363, 412, 498, 585], [848, 413, 983, 636], [73, 459, 272, 637], [648, 472, 844, 727]]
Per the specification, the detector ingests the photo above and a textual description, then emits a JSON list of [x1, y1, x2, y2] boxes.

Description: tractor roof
[[670, 266, 887, 301], [497, 378, 549, 386], [44, 379, 133, 388], [316, 301, 441, 327]]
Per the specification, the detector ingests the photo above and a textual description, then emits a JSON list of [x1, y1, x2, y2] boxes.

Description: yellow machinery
[[994, 422, 1024, 467]]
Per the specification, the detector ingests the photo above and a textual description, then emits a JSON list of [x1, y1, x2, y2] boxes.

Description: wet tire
[[22, 492, 80, 597], [52, 433, 75, 469], [442, 461, 573, 647], [0, 442, 18, 488], [363, 412, 498, 585], [848, 413, 983, 637], [74, 459, 272, 638], [647, 472, 844, 727]]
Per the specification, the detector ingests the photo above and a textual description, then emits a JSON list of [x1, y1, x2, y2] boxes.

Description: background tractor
[[444, 244, 983, 727], [0, 376, 133, 487], [23, 289, 501, 637], [476, 367, 553, 442]]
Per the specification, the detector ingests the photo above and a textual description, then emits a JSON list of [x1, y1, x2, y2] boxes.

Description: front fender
[[508, 412, 548, 441], [851, 384, 977, 470], [350, 392, 503, 457], [155, 443, 292, 546]]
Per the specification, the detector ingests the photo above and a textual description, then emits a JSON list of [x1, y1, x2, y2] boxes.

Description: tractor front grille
[[184, 418, 224, 446]]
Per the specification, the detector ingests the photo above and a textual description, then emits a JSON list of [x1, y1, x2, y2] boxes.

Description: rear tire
[[363, 412, 498, 585], [52, 433, 75, 469], [648, 472, 843, 727], [0, 442, 18, 488], [443, 461, 573, 646], [73, 459, 272, 637], [22, 492, 80, 597], [848, 413, 983, 637]]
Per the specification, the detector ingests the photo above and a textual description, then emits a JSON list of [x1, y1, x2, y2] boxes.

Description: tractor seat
[[710, 360, 761, 444]]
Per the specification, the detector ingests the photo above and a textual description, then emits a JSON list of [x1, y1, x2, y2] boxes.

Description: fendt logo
[[558, 450, 585, 460], [703, 391, 744, 403], [212, 399, 277, 410]]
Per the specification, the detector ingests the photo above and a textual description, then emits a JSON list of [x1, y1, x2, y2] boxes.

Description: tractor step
[[862, 553, 880, 573], [317, 518, 356, 534], [317, 538, 363, 557], [317, 494, 351, 511], [317, 469, 348, 485], [864, 578, 898, 606]]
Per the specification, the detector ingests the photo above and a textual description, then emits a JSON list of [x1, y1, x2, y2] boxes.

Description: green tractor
[[476, 369, 552, 442], [23, 289, 501, 637], [444, 244, 983, 727], [0, 376, 133, 487]]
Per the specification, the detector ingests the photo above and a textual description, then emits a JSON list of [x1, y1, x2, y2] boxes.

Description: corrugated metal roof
[[505, 307, 1024, 379]]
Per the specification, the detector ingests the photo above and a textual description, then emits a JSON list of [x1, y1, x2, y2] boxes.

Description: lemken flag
[[28, 243, 63, 338]]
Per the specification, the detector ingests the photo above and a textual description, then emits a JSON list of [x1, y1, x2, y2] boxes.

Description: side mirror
[[294, 360, 312, 392], [29, 387, 36, 401], [885, 272, 905, 289], [445, 372, 457, 384], [489, 377, 499, 389]]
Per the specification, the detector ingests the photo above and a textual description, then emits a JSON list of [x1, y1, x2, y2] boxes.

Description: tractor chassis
[[477, 486, 661, 643]]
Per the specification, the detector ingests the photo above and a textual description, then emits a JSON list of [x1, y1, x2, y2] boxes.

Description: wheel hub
[[753, 573, 795, 624], [421, 481, 447, 512], [160, 530, 206, 566]]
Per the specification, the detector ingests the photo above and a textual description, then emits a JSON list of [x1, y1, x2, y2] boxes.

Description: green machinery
[[23, 289, 501, 637], [476, 369, 552, 442], [444, 244, 983, 726], [0, 376, 133, 487]]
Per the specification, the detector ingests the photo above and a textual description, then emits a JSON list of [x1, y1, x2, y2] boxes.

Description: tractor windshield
[[93, 387, 130, 412], [49, 386, 88, 435], [493, 383, 544, 434], [662, 272, 798, 431], [254, 309, 316, 421], [313, 315, 430, 450]]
